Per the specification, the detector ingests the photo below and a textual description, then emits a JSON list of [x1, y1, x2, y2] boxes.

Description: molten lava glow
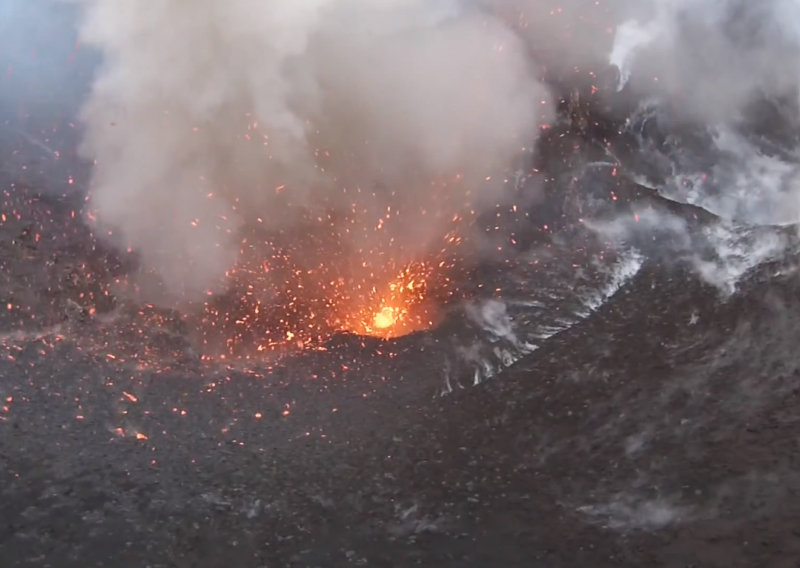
[[192, 214, 467, 359], [99, 116, 481, 359], [372, 307, 396, 330]]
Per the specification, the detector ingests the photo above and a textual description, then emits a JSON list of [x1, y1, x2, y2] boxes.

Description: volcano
[[5, 7, 800, 568]]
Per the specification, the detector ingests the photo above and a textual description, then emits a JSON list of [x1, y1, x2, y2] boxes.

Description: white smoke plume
[[13, 0, 799, 307], [607, 0, 800, 228], [67, 0, 554, 304], [611, 0, 800, 122]]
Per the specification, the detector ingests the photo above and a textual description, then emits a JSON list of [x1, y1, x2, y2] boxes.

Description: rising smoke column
[[70, 0, 553, 305]]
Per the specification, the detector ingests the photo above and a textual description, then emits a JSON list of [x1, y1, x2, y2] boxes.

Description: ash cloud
[[11, 0, 798, 308], [611, 0, 800, 123], [68, 0, 554, 304], [607, 0, 800, 228]]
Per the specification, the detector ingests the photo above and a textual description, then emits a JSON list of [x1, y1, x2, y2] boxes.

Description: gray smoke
[[609, 0, 800, 227], [68, 0, 554, 304], [612, 0, 800, 123], [9, 0, 797, 306]]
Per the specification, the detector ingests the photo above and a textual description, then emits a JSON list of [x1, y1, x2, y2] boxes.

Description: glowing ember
[[372, 307, 397, 330], [189, 210, 470, 358]]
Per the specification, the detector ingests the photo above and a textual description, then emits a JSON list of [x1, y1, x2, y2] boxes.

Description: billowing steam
[[70, 0, 552, 304], [609, 0, 800, 226], [8, 0, 800, 325], [612, 0, 800, 122]]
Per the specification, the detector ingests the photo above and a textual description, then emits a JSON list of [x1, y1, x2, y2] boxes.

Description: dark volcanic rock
[[4, 61, 800, 568], [2, 179, 800, 567]]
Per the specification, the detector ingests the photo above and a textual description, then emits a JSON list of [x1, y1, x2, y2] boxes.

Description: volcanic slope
[[2, 159, 800, 568], [3, 77, 800, 566]]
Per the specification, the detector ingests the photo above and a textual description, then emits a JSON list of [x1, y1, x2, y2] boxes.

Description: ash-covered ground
[[6, 17, 800, 567], [4, 84, 800, 568]]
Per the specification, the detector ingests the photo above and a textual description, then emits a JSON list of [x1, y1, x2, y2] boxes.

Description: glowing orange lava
[[189, 181, 471, 358], [193, 237, 462, 358], [340, 259, 447, 340], [372, 307, 397, 330]]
